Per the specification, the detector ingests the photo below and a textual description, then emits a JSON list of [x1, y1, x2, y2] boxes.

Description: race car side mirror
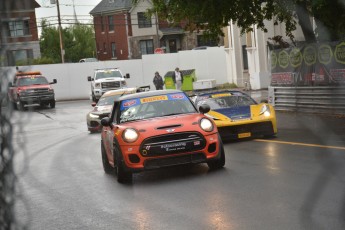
[[199, 104, 210, 114]]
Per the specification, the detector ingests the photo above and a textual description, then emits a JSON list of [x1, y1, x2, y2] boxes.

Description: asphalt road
[[11, 100, 345, 230]]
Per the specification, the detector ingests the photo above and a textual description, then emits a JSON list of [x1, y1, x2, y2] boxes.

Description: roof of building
[[0, 0, 40, 12], [90, 0, 132, 15]]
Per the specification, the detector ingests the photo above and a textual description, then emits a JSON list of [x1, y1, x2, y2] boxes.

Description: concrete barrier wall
[[2, 47, 230, 101]]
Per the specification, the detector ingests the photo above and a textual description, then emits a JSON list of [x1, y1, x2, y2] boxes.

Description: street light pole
[[56, 0, 65, 63]]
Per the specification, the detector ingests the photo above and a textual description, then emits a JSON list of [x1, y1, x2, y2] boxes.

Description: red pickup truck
[[8, 71, 57, 110]]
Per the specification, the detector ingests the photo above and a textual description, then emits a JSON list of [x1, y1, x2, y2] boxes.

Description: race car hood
[[210, 106, 251, 120], [118, 113, 213, 136]]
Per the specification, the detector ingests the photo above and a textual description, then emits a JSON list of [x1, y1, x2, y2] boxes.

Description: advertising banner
[[270, 41, 345, 86]]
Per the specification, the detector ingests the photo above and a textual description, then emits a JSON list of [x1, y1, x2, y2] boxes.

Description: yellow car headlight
[[259, 104, 271, 117]]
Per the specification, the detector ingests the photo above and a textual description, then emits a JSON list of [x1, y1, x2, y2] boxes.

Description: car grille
[[26, 88, 51, 96], [101, 81, 120, 89], [140, 132, 206, 157], [144, 153, 206, 170], [218, 121, 274, 139]]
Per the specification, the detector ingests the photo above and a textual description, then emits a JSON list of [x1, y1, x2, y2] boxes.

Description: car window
[[95, 70, 122, 80], [18, 76, 48, 86], [97, 94, 121, 106], [196, 95, 256, 109], [118, 93, 196, 123]]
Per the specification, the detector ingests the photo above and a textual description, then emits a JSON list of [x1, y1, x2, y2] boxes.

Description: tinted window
[[18, 77, 48, 86]]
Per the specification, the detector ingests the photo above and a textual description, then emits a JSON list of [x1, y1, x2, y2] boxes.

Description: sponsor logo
[[211, 93, 231, 98], [170, 93, 185, 99], [123, 100, 137, 107], [166, 129, 175, 133], [140, 95, 168, 103]]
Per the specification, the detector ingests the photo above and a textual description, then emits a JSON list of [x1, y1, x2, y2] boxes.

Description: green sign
[[335, 42, 345, 64], [318, 45, 333, 65], [290, 48, 302, 67], [303, 46, 317, 66], [278, 50, 289, 68]]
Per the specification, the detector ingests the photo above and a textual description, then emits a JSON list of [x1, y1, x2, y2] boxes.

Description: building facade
[[90, 0, 220, 60], [0, 0, 41, 66]]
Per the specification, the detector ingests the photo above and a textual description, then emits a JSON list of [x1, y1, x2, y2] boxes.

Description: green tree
[[135, 0, 345, 43], [39, 20, 96, 63]]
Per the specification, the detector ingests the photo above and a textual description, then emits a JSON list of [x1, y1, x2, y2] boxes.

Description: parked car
[[100, 90, 225, 183], [79, 58, 98, 62], [8, 71, 57, 110], [86, 87, 138, 133], [87, 68, 130, 102], [191, 90, 277, 140]]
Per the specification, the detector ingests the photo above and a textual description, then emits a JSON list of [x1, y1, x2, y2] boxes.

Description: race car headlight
[[95, 83, 101, 88], [122, 128, 139, 143], [89, 113, 99, 119], [200, 118, 214, 132], [259, 104, 271, 117]]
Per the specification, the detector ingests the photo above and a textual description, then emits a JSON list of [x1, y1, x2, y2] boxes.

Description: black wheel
[[101, 140, 112, 174], [113, 145, 132, 183], [17, 101, 25, 111], [207, 141, 225, 170], [50, 100, 55, 108], [92, 93, 97, 102], [12, 102, 17, 110]]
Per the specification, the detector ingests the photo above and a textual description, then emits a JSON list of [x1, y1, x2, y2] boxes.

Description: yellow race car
[[191, 90, 277, 140]]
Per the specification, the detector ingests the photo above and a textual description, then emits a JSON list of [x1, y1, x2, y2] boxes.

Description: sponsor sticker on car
[[211, 93, 231, 98]]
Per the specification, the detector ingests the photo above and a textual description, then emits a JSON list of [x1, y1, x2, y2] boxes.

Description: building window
[[7, 49, 33, 66], [140, 40, 154, 54], [197, 35, 217, 47], [108, 15, 114, 31], [111, 42, 116, 58], [101, 16, 104, 32], [4, 20, 30, 37], [242, 45, 248, 70], [137, 12, 152, 28]]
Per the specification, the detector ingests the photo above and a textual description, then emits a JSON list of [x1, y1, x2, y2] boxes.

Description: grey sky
[[35, 0, 101, 33]]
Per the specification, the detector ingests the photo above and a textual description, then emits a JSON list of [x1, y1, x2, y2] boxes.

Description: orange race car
[[100, 90, 225, 183]]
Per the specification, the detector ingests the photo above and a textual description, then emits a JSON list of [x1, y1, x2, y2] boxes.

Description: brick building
[[0, 0, 41, 66], [90, 0, 219, 60]]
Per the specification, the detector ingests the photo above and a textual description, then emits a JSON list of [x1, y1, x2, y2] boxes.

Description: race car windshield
[[97, 94, 122, 106], [18, 77, 48, 86], [95, 70, 122, 80], [196, 95, 255, 109], [119, 93, 196, 123]]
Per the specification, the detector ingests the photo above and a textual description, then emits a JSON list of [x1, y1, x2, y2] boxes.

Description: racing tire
[[113, 145, 132, 183], [17, 101, 25, 111], [12, 102, 17, 110], [101, 140, 112, 174], [50, 100, 55, 108], [92, 93, 97, 102], [207, 141, 225, 170]]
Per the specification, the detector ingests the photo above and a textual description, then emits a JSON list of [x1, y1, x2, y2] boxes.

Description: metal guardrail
[[268, 86, 345, 115]]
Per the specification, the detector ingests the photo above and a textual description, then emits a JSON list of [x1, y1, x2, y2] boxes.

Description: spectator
[[153, 71, 164, 90], [172, 67, 183, 90]]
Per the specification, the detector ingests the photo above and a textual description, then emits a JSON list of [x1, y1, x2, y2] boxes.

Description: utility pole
[[55, 0, 65, 63]]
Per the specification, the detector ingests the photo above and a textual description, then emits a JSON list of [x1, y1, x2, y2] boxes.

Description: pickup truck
[[8, 71, 57, 110], [87, 68, 130, 102]]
